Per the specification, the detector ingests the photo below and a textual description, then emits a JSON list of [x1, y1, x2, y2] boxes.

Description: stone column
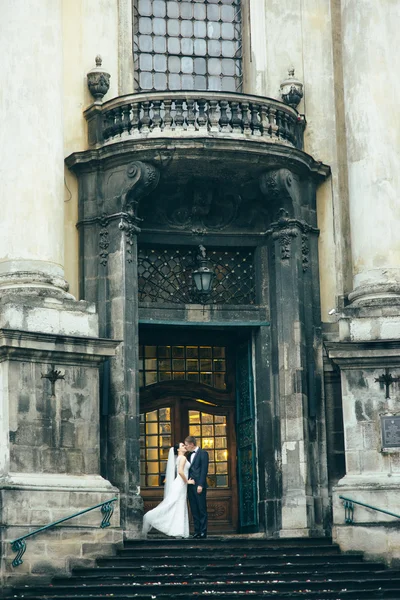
[[0, 0, 70, 297], [341, 0, 400, 306]]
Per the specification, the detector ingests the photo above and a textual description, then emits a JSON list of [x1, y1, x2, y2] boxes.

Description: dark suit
[[187, 447, 209, 535]]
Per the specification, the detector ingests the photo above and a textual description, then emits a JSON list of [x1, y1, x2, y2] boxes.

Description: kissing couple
[[142, 435, 209, 539]]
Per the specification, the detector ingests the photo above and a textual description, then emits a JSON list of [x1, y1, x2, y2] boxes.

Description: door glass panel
[[140, 407, 172, 487], [139, 345, 227, 389], [193, 411, 228, 488]]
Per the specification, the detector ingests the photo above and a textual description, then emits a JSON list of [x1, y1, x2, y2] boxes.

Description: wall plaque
[[381, 416, 400, 448]]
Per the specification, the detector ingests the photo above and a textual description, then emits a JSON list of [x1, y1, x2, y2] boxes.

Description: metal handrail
[[339, 495, 400, 524], [10, 497, 118, 567]]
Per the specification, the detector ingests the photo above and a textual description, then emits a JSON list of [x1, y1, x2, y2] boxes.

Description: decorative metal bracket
[[375, 368, 400, 399], [343, 499, 354, 524], [100, 501, 115, 528], [41, 366, 65, 397], [11, 540, 26, 568]]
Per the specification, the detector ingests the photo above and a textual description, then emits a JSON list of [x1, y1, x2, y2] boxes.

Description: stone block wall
[[8, 361, 100, 476]]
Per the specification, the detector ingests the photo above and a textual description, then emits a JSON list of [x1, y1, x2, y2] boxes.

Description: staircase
[[9, 537, 400, 599]]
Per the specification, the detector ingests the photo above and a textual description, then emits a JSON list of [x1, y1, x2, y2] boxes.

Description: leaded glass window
[[139, 344, 226, 388], [133, 0, 242, 92], [189, 410, 228, 487], [140, 407, 172, 486]]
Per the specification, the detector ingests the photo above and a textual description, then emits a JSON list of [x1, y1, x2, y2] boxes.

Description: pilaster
[[261, 168, 329, 537]]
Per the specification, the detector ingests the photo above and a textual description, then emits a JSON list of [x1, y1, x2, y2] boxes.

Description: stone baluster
[[208, 99, 220, 133], [219, 100, 230, 133], [250, 103, 261, 137], [104, 109, 116, 140], [276, 110, 285, 141], [163, 99, 173, 131], [259, 103, 269, 138], [121, 104, 132, 136], [140, 101, 151, 132], [197, 99, 207, 130], [151, 99, 162, 132], [287, 115, 296, 146], [230, 101, 242, 134], [186, 98, 196, 131], [268, 106, 279, 138], [240, 102, 251, 134], [174, 98, 185, 129], [115, 106, 123, 136], [131, 101, 140, 134]]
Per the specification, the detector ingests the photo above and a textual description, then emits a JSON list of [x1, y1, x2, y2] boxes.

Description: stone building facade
[[1, 0, 400, 587]]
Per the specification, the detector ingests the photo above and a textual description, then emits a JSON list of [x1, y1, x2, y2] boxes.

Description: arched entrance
[[139, 338, 240, 533]]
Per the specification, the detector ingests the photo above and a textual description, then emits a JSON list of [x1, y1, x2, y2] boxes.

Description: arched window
[[133, 0, 242, 92]]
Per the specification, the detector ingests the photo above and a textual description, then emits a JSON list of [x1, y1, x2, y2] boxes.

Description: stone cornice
[[0, 328, 120, 364], [326, 340, 400, 369], [65, 137, 331, 181]]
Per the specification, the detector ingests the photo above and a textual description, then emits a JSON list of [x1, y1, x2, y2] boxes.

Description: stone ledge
[[0, 328, 120, 365]]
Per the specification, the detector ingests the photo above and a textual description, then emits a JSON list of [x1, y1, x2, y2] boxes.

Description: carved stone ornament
[[259, 168, 301, 209], [87, 55, 110, 101], [266, 208, 318, 265], [118, 217, 140, 263], [301, 232, 310, 272], [99, 214, 110, 266], [271, 210, 298, 260], [122, 161, 160, 222], [280, 68, 304, 109], [141, 180, 240, 233]]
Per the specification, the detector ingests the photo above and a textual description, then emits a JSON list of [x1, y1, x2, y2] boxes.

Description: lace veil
[[163, 446, 176, 499]]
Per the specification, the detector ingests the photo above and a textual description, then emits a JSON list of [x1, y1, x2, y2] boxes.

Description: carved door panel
[[140, 396, 237, 533], [236, 340, 258, 532]]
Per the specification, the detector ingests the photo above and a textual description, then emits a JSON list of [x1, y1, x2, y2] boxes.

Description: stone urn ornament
[[87, 55, 110, 101], [280, 68, 303, 109]]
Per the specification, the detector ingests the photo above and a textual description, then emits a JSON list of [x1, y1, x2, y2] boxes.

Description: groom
[[185, 435, 209, 539]]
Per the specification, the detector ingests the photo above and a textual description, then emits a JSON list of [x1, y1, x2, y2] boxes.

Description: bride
[[142, 442, 194, 538]]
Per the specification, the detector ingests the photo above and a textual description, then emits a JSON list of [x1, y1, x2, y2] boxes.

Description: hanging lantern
[[192, 245, 215, 295]]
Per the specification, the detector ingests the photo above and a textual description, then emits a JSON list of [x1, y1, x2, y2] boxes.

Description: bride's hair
[[173, 444, 180, 456]]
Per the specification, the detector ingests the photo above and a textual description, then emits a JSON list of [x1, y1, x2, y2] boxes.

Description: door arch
[[140, 382, 238, 532]]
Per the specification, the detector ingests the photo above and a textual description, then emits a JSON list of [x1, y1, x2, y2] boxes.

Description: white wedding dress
[[142, 454, 190, 538]]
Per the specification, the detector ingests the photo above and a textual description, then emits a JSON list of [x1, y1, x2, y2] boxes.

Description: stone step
[[97, 553, 367, 567], [53, 568, 398, 585], [13, 577, 400, 597], [116, 544, 341, 557], [72, 560, 386, 577], [126, 536, 333, 546], [14, 590, 400, 600]]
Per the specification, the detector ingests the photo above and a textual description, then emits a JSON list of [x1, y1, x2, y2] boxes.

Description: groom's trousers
[[187, 485, 208, 534]]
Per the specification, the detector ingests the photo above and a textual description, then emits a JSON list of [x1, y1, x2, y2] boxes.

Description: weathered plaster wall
[[244, 0, 349, 322], [63, 0, 120, 298]]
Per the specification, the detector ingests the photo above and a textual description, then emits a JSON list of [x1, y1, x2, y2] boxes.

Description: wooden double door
[[140, 391, 238, 533]]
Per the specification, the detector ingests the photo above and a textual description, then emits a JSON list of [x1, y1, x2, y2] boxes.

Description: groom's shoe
[[192, 533, 201, 539], [200, 532, 207, 539]]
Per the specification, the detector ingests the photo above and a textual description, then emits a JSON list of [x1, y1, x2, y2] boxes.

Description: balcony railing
[[85, 91, 305, 150]]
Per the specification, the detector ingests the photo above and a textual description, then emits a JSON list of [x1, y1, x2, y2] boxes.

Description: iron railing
[[85, 91, 305, 150], [10, 497, 117, 567], [339, 495, 400, 525]]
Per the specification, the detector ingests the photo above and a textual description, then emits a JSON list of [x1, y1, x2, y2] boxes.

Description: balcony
[[85, 90, 305, 151]]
